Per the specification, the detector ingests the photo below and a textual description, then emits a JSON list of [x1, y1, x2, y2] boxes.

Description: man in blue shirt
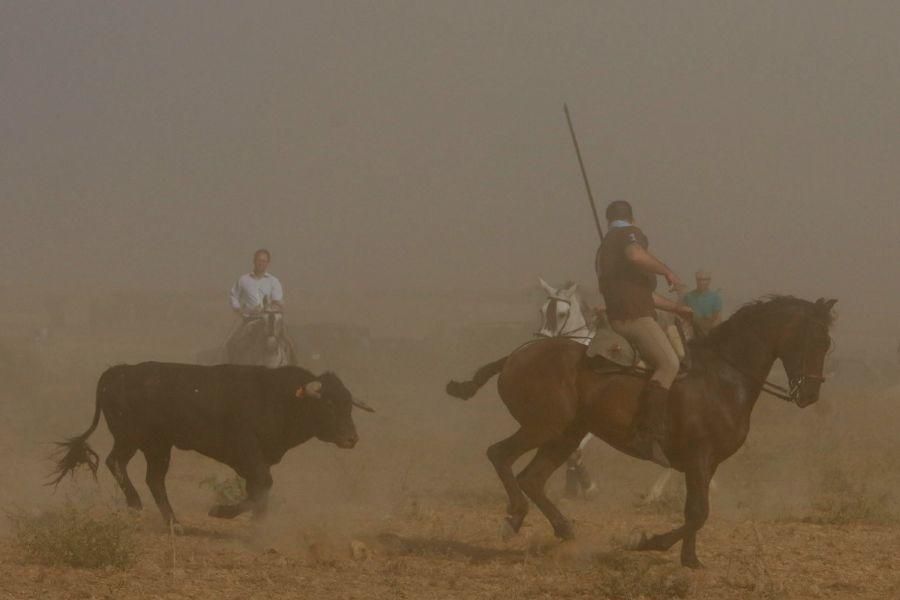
[[682, 270, 722, 335]]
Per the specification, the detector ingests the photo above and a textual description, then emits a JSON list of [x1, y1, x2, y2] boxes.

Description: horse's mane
[[704, 295, 834, 345]]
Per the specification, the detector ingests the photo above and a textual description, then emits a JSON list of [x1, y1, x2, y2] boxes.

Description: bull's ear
[[823, 298, 838, 311], [296, 380, 323, 399]]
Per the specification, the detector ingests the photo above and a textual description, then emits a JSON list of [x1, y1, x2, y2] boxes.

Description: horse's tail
[[47, 369, 111, 486], [446, 356, 508, 400]]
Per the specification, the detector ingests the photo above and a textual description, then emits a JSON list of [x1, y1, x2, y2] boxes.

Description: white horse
[[536, 278, 598, 498], [536, 278, 685, 504]]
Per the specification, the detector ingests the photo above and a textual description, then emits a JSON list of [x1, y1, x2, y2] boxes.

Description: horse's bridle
[[535, 296, 591, 340]]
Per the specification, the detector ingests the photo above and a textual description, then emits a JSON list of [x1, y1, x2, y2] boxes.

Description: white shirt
[[229, 272, 284, 312]]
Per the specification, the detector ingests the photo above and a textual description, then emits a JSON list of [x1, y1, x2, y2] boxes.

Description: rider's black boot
[[627, 381, 671, 468]]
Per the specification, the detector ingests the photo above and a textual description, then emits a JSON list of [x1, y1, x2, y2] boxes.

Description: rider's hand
[[676, 305, 694, 322], [664, 270, 683, 291]]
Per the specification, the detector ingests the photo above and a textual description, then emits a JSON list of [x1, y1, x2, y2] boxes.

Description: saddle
[[584, 327, 691, 378]]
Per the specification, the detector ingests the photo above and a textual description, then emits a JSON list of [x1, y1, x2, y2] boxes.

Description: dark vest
[[595, 225, 657, 321]]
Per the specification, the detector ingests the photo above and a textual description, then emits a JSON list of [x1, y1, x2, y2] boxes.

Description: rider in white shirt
[[226, 249, 286, 363], [229, 249, 284, 315]]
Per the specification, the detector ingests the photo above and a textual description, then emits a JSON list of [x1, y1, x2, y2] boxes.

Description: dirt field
[[2, 325, 899, 600]]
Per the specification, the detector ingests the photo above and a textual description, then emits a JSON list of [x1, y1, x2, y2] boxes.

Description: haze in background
[[2, 1, 898, 348]]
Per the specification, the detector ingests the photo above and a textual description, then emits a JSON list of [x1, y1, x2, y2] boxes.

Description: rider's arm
[[625, 244, 675, 279], [653, 293, 693, 319], [709, 293, 722, 325], [270, 278, 284, 309], [229, 280, 242, 314]]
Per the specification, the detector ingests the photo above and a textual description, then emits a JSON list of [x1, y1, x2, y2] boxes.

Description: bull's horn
[[352, 398, 375, 413]]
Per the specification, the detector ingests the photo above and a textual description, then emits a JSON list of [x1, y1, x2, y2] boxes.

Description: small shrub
[[805, 465, 898, 525], [199, 474, 246, 505], [806, 490, 896, 525], [8, 504, 136, 568]]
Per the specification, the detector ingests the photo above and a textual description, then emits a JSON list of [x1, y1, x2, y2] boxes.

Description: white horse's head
[[537, 278, 590, 342]]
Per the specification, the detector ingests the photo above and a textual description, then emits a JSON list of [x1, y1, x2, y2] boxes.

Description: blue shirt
[[683, 290, 722, 318]]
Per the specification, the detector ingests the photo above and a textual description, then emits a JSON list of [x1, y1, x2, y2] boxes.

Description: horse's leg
[[634, 455, 714, 556], [486, 428, 543, 537], [680, 455, 715, 568], [644, 469, 674, 504], [564, 434, 597, 499], [517, 430, 585, 540], [105, 440, 141, 510]]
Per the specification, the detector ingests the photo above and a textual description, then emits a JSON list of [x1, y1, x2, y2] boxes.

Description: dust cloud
[[1, 2, 899, 598]]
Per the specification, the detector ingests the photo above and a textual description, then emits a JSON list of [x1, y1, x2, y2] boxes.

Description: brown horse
[[446, 296, 836, 568]]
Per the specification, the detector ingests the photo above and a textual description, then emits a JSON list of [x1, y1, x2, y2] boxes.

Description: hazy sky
[[3, 1, 899, 336]]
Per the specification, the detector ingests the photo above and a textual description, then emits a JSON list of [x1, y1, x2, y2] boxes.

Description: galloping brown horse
[[446, 296, 836, 568]]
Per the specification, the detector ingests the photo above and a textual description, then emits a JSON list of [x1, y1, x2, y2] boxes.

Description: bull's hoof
[[171, 522, 185, 536], [553, 520, 575, 541], [582, 482, 599, 500], [625, 531, 649, 551], [208, 504, 241, 519], [681, 555, 704, 569]]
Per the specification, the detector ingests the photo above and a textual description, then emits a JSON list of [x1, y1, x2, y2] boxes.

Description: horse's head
[[537, 278, 588, 339], [775, 297, 837, 407]]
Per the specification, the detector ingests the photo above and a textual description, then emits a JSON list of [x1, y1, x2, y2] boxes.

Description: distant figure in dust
[[226, 249, 292, 366], [681, 270, 722, 336]]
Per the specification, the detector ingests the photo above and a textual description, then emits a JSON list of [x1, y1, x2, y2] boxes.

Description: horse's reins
[[712, 313, 827, 404]]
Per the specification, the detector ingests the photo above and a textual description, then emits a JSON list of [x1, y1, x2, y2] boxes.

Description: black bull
[[51, 362, 374, 526]]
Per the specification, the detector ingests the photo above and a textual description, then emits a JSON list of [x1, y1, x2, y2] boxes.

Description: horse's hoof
[[681, 555, 704, 569], [171, 522, 185, 536], [625, 531, 648, 551], [554, 521, 576, 541], [582, 483, 599, 500], [500, 517, 518, 541]]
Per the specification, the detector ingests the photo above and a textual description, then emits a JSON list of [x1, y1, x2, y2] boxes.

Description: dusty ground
[[1, 324, 899, 599]]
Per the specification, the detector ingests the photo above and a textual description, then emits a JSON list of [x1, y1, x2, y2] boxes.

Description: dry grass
[[803, 465, 897, 525], [8, 504, 137, 569]]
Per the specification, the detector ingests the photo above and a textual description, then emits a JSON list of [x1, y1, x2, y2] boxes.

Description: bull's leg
[[143, 444, 178, 528], [209, 460, 273, 520], [246, 467, 274, 518], [486, 428, 543, 538], [516, 430, 584, 540], [105, 441, 141, 510]]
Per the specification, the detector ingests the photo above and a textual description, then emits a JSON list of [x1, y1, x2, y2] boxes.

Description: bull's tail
[[445, 356, 508, 400], [48, 371, 109, 487]]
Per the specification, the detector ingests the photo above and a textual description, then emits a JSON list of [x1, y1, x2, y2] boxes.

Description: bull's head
[[297, 373, 373, 449]]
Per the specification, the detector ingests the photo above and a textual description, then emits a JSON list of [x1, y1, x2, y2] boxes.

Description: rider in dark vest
[[595, 200, 693, 467]]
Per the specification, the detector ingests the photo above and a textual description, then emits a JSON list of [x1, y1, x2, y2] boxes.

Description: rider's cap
[[695, 269, 711, 280]]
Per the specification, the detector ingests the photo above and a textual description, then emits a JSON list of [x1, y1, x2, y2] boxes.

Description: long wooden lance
[[563, 103, 604, 241]]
